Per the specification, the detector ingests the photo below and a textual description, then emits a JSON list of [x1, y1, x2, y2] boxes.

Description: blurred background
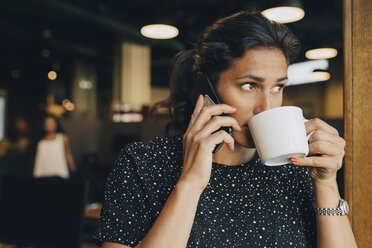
[[0, 0, 344, 247]]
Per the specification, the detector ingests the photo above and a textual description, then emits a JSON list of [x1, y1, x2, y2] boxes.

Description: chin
[[233, 128, 256, 148]]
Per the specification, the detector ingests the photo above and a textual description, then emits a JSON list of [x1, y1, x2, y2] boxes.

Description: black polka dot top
[[95, 135, 316, 247]]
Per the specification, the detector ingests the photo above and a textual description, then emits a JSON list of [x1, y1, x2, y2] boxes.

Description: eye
[[272, 84, 285, 93], [241, 83, 256, 91]]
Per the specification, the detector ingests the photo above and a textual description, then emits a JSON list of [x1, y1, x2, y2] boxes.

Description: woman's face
[[216, 47, 288, 148], [43, 117, 57, 133]]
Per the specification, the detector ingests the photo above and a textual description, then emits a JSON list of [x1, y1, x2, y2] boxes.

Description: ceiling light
[[287, 59, 329, 86], [310, 71, 331, 82], [262, 6, 305, 23], [262, 0, 305, 23], [305, 48, 338, 59], [140, 24, 179, 39], [48, 71, 57, 80], [62, 99, 75, 111], [79, 80, 92, 90]]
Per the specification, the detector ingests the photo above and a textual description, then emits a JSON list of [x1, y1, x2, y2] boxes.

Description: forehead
[[225, 47, 288, 76], [45, 117, 56, 123]]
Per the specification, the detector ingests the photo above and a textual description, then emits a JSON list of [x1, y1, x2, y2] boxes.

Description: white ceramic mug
[[247, 106, 309, 166]]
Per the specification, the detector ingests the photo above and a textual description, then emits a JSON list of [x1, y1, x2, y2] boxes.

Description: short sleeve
[[94, 147, 152, 247]]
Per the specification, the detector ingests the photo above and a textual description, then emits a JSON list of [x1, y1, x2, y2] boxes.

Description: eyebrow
[[236, 74, 288, 83]]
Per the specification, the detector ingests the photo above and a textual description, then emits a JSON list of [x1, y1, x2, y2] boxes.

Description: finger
[[191, 95, 205, 124], [305, 118, 339, 136], [291, 155, 341, 170], [309, 131, 346, 151], [204, 130, 235, 151], [186, 95, 204, 134], [184, 95, 204, 156], [191, 104, 237, 132], [308, 130, 341, 144], [194, 116, 241, 139], [308, 140, 344, 156]]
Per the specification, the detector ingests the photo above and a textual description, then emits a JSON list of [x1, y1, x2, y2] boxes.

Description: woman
[[0, 117, 30, 156], [95, 12, 357, 247], [33, 114, 76, 179]]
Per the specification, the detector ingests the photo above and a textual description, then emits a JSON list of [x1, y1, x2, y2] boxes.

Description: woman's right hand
[[179, 95, 241, 192]]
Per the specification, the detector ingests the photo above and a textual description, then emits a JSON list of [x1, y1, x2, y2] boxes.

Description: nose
[[253, 93, 272, 115]]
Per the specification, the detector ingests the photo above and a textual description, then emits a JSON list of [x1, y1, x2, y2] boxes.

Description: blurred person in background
[[0, 116, 30, 157], [0, 116, 32, 176], [33, 114, 76, 179]]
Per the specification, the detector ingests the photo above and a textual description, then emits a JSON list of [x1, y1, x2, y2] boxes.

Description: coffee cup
[[247, 106, 309, 166]]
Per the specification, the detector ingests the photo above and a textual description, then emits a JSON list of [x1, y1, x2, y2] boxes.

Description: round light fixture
[[262, 6, 305, 23], [140, 24, 179, 39], [62, 99, 75, 111], [311, 71, 331, 82], [48, 71, 57, 80], [305, 48, 338, 59], [79, 80, 93, 90]]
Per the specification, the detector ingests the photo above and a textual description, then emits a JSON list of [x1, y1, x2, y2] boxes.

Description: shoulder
[[114, 135, 183, 175], [108, 135, 183, 196], [60, 133, 68, 142], [123, 135, 182, 162], [97, 136, 183, 246]]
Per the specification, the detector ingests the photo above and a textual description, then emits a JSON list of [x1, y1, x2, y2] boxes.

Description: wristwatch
[[313, 199, 349, 216]]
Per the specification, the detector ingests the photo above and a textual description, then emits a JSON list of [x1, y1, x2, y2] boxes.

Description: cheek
[[220, 88, 254, 108], [234, 93, 258, 111], [44, 121, 56, 130], [230, 104, 254, 122], [221, 95, 257, 120]]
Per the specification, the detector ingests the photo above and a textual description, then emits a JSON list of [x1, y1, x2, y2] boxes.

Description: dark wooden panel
[[344, 0, 372, 246], [343, 0, 353, 226]]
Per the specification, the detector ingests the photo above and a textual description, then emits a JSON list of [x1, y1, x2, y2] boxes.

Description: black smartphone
[[188, 74, 233, 153]]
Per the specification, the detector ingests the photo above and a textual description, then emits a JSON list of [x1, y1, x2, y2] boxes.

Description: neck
[[44, 132, 56, 139], [212, 143, 256, 166]]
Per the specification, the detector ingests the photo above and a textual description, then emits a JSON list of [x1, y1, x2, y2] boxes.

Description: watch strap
[[313, 199, 348, 216]]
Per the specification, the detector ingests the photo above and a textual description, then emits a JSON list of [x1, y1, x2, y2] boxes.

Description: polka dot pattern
[[95, 135, 316, 247]]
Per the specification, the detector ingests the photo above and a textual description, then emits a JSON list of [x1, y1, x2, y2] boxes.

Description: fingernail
[[238, 124, 242, 129], [197, 95, 201, 102], [229, 105, 236, 109], [291, 157, 298, 164]]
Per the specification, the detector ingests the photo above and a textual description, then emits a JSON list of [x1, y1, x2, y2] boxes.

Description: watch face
[[341, 199, 349, 214], [344, 201, 349, 214]]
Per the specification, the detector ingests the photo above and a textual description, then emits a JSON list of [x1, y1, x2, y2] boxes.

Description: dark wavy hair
[[152, 11, 301, 135]]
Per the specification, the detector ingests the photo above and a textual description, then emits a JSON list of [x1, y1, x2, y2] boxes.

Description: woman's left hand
[[292, 118, 346, 183]]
